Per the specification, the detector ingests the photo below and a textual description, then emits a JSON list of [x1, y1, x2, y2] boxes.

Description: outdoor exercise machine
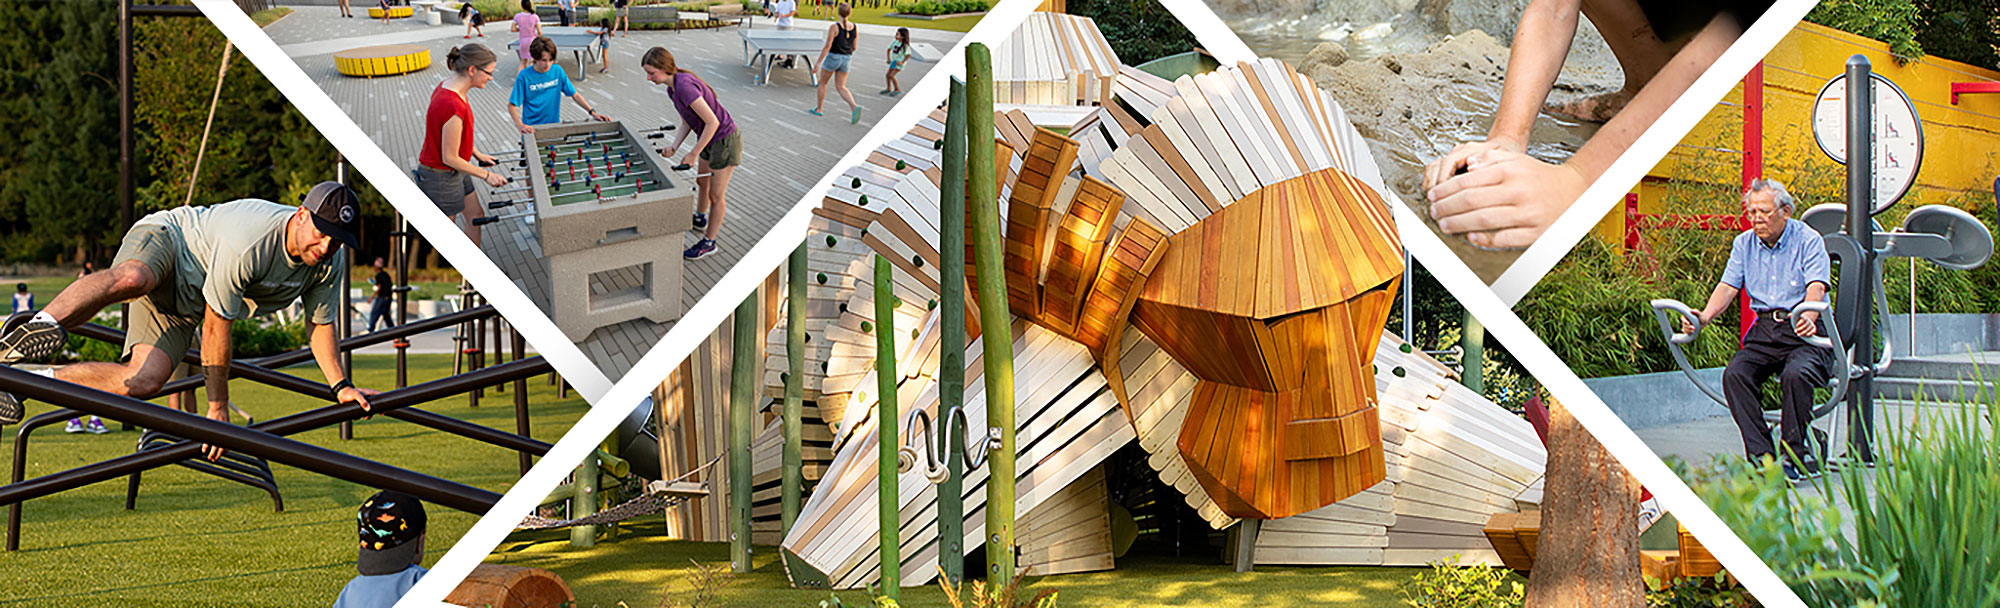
[[1651, 56, 1994, 464], [2, 305, 555, 551]]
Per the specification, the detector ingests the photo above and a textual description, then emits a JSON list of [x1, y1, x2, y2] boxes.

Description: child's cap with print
[[355, 489, 427, 575]]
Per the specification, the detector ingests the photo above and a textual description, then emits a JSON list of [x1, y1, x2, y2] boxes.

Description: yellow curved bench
[[335, 44, 432, 77], [368, 6, 414, 18]]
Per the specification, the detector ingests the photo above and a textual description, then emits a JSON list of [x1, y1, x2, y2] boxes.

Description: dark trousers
[[1723, 316, 1833, 461], [367, 297, 395, 332], [558, 7, 572, 26]]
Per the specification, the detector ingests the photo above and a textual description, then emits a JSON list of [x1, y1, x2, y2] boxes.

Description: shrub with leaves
[[1644, 572, 1757, 608], [1400, 555, 1525, 608], [938, 577, 1057, 608]]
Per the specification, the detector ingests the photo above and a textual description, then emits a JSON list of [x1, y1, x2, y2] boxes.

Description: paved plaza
[[265, 6, 962, 378]]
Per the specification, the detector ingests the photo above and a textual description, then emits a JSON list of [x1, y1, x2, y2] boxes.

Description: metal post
[[1461, 311, 1484, 393], [515, 331, 531, 475], [782, 242, 806, 537], [337, 159, 354, 441], [873, 256, 902, 599], [393, 212, 410, 389], [936, 77, 970, 584], [729, 292, 757, 573], [966, 43, 1016, 589], [118, 0, 134, 434], [1740, 62, 1764, 342], [1844, 55, 1877, 462]]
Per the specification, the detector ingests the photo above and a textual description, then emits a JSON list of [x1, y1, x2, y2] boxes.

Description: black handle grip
[[672, 164, 693, 171]]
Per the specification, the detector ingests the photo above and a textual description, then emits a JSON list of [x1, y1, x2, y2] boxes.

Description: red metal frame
[[1951, 81, 2000, 105], [1623, 63, 1765, 342]]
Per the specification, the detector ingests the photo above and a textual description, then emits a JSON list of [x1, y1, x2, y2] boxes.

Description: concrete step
[[1872, 376, 1997, 404], [1874, 351, 2000, 403]]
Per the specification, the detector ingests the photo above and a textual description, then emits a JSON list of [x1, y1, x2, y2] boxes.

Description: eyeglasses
[[476, 65, 496, 78]]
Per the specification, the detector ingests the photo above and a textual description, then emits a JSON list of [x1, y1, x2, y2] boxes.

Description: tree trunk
[[1524, 399, 1644, 607]]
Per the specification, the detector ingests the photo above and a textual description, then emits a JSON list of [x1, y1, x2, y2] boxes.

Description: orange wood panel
[[1038, 175, 1122, 334]]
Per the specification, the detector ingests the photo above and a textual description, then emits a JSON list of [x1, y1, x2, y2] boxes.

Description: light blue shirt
[[509, 64, 577, 126], [332, 564, 426, 608], [1720, 218, 1830, 311]]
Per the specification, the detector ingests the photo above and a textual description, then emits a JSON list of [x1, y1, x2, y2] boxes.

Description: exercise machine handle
[[1650, 299, 1703, 345]]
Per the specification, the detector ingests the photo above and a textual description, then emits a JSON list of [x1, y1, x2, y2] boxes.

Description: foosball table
[[498, 120, 693, 341]]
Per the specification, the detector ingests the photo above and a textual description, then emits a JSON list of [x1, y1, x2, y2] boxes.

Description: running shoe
[[65, 418, 85, 433], [0, 392, 21, 426], [851, 107, 862, 124], [879, 89, 893, 95], [0, 312, 67, 365], [86, 417, 109, 434], [692, 211, 708, 230], [684, 238, 718, 260], [807, 108, 824, 116]]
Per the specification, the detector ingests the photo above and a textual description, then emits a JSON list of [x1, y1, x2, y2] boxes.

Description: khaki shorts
[[111, 225, 201, 363], [700, 131, 742, 170]]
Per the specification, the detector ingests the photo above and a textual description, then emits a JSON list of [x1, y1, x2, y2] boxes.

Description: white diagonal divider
[[1490, 0, 1820, 304]]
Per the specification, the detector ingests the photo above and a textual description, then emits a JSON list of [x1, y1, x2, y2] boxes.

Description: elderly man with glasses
[[1681, 178, 1833, 481]]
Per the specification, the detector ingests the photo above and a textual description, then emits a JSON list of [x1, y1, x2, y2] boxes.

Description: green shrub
[[230, 318, 309, 358], [1400, 555, 1525, 608], [1645, 572, 1758, 608], [1684, 378, 2000, 606], [893, 0, 988, 16]]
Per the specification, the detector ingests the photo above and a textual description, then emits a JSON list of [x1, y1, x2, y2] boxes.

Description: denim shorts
[[823, 53, 851, 73]]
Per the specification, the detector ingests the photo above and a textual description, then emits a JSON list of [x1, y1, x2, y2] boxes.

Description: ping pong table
[[509, 26, 602, 81], [739, 29, 822, 86]]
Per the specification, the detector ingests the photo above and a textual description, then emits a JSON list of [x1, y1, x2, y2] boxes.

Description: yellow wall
[[1594, 22, 2000, 244]]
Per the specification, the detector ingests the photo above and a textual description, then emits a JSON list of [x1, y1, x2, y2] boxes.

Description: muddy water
[[1218, 0, 1621, 281]]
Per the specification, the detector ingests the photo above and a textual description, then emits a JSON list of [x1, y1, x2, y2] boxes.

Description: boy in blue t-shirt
[[333, 490, 429, 608], [509, 36, 611, 134]]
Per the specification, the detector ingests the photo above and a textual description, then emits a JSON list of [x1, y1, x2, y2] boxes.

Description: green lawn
[[0, 354, 586, 606], [485, 521, 1420, 607]]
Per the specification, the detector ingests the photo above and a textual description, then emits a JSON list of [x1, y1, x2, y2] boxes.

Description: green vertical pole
[[1462, 310, 1485, 394], [783, 241, 807, 537], [966, 42, 1016, 589], [936, 77, 970, 585], [568, 452, 598, 548], [730, 292, 758, 573], [873, 255, 901, 599]]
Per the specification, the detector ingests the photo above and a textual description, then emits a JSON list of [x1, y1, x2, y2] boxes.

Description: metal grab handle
[[1649, 299, 1727, 408], [1791, 300, 1854, 423], [897, 406, 999, 484]]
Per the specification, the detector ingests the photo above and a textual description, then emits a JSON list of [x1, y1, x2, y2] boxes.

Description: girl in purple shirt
[[643, 47, 741, 260]]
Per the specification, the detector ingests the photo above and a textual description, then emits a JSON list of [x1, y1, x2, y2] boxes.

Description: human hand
[[204, 402, 232, 461], [482, 171, 510, 187], [680, 152, 698, 169], [1425, 148, 1586, 250], [475, 151, 499, 165], [590, 112, 611, 122], [1794, 311, 1819, 338], [517, 122, 536, 135], [338, 385, 383, 412], [1422, 138, 1524, 194], [1679, 314, 1701, 337]]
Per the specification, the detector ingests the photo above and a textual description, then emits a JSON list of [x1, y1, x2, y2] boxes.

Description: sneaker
[[86, 417, 109, 434], [684, 238, 718, 260], [807, 108, 824, 116], [1781, 462, 1821, 483], [851, 107, 862, 124], [692, 212, 708, 229], [0, 391, 19, 425], [879, 88, 893, 95], [889, 91, 901, 97], [65, 418, 84, 433], [0, 312, 65, 365]]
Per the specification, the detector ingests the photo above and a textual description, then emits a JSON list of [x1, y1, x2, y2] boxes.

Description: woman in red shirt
[[416, 44, 508, 248]]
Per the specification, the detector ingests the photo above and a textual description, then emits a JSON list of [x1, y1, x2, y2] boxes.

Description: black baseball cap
[[303, 181, 363, 253], [356, 489, 428, 575]]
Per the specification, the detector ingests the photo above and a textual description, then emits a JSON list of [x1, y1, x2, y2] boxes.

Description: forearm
[[1700, 283, 1740, 322], [310, 323, 349, 392], [691, 123, 718, 153], [510, 104, 527, 128], [1566, 15, 1740, 180], [201, 310, 234, 407], [1489, 0, 1582, 146], [571, 94, 598, 115]]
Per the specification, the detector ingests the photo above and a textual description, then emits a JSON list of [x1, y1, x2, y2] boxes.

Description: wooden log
[[937, 77, 970, 585], [445, 564, 575, 608]]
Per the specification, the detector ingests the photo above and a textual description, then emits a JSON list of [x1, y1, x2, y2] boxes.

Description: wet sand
[[1222, 1, 1622, 281]]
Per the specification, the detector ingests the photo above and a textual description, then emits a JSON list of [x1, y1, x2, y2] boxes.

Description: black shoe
[[0, 312, 66, 365], [692, 211, 708, 230], [0, 391, 22, 426], [684, 238, 718, 260]]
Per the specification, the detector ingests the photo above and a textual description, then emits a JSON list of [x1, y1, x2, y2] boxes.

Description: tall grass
[[1685, 370, 2000, 606]]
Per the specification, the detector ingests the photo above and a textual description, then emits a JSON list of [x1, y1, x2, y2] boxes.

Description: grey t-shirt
[[134, 199, 344, 324]]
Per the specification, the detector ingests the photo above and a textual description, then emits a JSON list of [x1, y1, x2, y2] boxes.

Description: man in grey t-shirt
[[0, 183, 382, 459]]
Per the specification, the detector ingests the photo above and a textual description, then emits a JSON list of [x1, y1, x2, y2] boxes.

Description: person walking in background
[[12, 284, 32, 316], [417, 44, 507, 249], [771, 0, 796, 30], [808, 3, 860, 124], [881, 27, 911, 97], [643, 48, 740, 261], [613, 0, 631, 37], [339, 0, 353, 18], [556, 0, 574, 27], [376, 0, 394, 25], [460, 3, 487, 38], [366, 258, 396, 333], [511, 0, 543, 70]]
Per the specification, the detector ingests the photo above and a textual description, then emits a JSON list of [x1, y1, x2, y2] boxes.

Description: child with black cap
[[333, 489, 429, 607]]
